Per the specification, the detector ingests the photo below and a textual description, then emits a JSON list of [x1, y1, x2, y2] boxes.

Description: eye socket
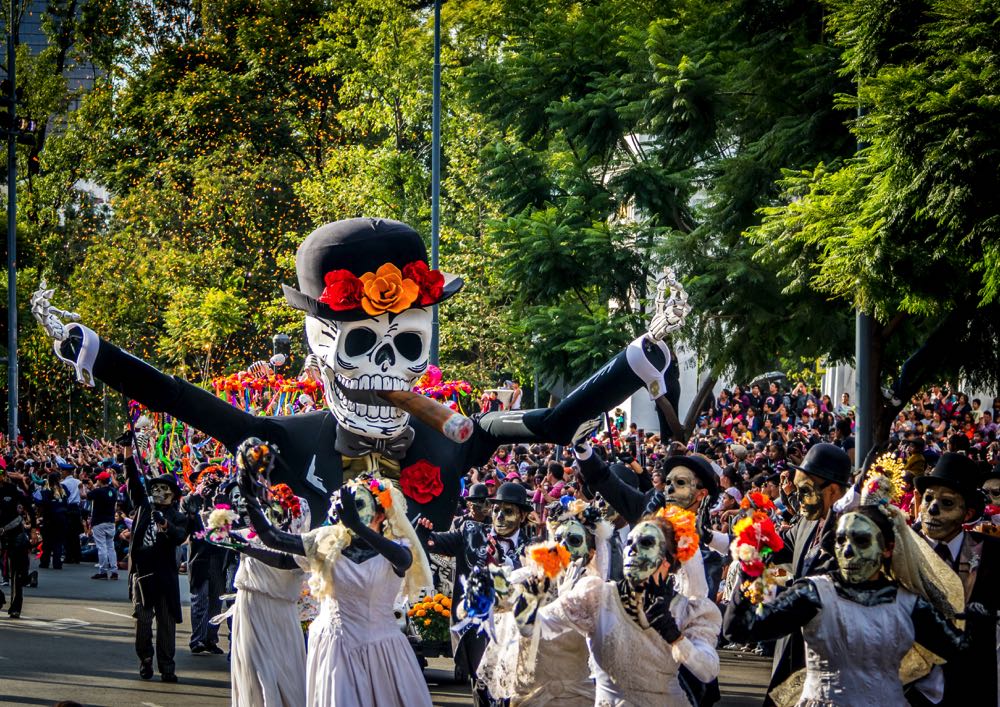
[[345, 327, 378, 357], [394, 332, 423, 361], [566, 534, 585, 547], [851, 533, 873, 549], [835, 532, 847, 546], [639, 536, 657, 548]]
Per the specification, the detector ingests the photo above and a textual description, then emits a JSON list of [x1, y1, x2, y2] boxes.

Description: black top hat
[[466, 483, 489, 502], [789, 442, 851, 486], [915, 452, 985, 512], [661, 454, 721, 502], [491, 482, 533, 510], [283, 218, 463, 321]]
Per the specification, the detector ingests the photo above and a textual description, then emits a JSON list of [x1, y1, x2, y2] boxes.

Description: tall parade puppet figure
[[31, 218, 690, 529]]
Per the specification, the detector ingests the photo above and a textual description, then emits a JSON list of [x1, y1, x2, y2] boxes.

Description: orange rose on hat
[[360, 263, 420, 315]]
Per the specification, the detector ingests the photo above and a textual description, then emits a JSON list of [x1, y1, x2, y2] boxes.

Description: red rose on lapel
[[400, 460, 443, 504]]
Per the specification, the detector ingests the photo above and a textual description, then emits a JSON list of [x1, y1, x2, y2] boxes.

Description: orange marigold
[[528, 542, 572, 579], [654, 504, 700, 563]]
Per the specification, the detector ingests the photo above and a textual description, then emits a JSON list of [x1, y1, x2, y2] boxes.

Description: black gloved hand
[[959, 602, 998, 622], [644, 593, 682, 644], [334, 486, 364, 531], [696, 495, 714, 545], [643, 490, 667, 516], [235, 437, 275, 502], [114, 429, 134, 446]]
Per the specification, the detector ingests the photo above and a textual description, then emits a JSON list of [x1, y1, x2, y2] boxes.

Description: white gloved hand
[[648, 268, 690, 341], [301, 353, 323, 382], [31, 280, 81, 342]]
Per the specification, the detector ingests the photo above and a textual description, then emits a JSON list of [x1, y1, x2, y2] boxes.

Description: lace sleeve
[[670, 596, 722, 683], [537, 574, 604, 639]]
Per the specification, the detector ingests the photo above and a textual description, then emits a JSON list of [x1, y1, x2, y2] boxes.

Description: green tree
[[748, 0, 1000, 444]]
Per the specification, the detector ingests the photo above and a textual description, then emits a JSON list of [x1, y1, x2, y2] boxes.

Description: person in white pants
[[89, 470, 119, 580]]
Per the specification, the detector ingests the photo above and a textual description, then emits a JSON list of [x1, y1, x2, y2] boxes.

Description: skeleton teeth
[[358, 403, 368, 416]]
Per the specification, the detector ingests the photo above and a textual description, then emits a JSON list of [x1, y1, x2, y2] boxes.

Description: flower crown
[[317, 261, 444, 316], [862, 453, 905, 506], [337, 473, 394, 511], [269, 483, 302, 519], [654, 504, 699, 563], [740, 491, 776, 512]]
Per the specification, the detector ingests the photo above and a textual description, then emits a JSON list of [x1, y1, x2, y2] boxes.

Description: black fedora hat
[[661, 454, 720, 502], [789, 442, 851, 486], [283, 218, 463, 322], [490, 482, 533, 510], [466, 483, 489, 503], [915, 452, 985, 512]]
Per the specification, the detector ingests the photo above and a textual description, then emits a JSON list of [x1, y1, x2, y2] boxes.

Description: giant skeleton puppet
[[32, 218, 690, 528]]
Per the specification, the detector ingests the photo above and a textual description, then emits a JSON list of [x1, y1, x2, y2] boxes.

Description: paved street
[[0, 563, 769, 706]]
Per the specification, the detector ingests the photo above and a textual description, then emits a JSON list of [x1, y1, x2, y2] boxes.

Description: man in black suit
[[909, 452, 1000, 706]]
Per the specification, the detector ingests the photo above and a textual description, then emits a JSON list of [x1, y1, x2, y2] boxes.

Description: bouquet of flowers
[[526, 542, 572, 580], [408, 592, 452, 642], [201, 504, 239, 543], [730, 510, 785, 605]]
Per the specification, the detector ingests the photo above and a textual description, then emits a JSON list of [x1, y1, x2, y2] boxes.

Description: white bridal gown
[[303, 535, 432, 707]]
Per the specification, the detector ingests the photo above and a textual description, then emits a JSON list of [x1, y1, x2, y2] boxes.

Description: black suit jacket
[[91, 335, 661, 529]]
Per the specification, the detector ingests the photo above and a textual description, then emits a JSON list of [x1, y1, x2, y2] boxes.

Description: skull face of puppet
[[229, 485, 248, 518], [554, 519, 590, 562], [305, 309, 431, 439], [623, 521, 669, 584], [492, 502, 526, 537], [150, 483, 175, 507], [594, 493, 619, 523], [834, 513, 887, 584], [328, 483, 378, 528], [664, 466, 700, 510], [919, 486, 969, 541]]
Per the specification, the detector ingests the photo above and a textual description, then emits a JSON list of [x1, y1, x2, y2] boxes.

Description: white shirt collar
[[944, 530, 965, 561]]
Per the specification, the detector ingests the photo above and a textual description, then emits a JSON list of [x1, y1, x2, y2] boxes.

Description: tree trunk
[[682, 372, 717, 440]]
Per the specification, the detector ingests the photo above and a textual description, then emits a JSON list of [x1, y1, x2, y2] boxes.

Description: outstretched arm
[[218, 532, 301, 570], [574, 442, 649, 525], [723, 579, 821, 643]]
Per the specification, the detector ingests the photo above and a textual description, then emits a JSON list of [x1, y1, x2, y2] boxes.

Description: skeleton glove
[[644, 592, 682, 644]]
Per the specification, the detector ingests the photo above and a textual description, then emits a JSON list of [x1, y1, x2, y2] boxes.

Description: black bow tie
[[334, 424, 415, 461]]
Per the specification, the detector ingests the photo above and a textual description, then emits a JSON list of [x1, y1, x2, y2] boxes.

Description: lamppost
[[5, 0, 17, 442], [429, 0, 442, 366]]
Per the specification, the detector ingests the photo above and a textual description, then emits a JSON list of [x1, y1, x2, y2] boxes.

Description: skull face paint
[[623, 521, 668, 584], [554, 519, 590, 562], [150, 484, 174, 506], [835, 513, 886, 584], [329, 484, 378, 528], [919, 486, 968, 541], [664, 466, 700, 510], [982, 478, 1000, 505], [492, 502, 525, 537], [305, 308, 431, 439], [794, 471, 825, 521]]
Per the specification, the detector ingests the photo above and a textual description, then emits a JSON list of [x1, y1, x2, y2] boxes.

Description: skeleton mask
[[229, 485, 248, 517], [982, 478, 1000, 505], [919, 486, 968, 541], [794, 471, 825, 521], [623, 521, 669, 584], [150, 483, 174, 506], [553, 519, 590, 562], [492, 502, 525, 537], [664, 466, 700, 510], [305, 308, 431, 439], [329, 483, 378, 528], [835, 513, 886, 584]]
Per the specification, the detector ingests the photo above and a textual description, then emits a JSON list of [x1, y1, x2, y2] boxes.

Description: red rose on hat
[[318, 269, 364, 311], [402, 261, 444, 306], [400, 459, 443, 504]]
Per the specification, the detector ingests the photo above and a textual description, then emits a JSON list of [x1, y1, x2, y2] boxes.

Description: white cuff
[[670, 635, 693, 664], [53, 323, 99, 387], [625, 336, 672, 400], [574, 442, 593, 460]]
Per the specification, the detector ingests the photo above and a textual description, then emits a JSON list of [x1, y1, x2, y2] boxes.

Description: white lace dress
[[302, 532, 432, 707], [538, 575, 721, 707]]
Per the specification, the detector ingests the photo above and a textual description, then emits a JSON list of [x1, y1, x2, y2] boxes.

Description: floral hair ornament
[[269, 483, 303, 519], [740, 491, 776, 512], [730, 510, 786, 606], [654, 504, 700, 563]]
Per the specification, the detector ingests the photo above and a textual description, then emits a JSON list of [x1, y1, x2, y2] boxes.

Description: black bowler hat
[[466, 483, 489, 503], [661, 454, 721, 502], [790, 442, 851, 486], [283, 218, 464, 321], [491, 482, 533, 510], [915, 452, 985, 512]]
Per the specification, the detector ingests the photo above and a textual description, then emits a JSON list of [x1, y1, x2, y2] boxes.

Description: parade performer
[[31, 217, 690, 532], [417, 481, 535, 706], [123, 443, 188, 683], [477, 497, 614, 706], [208, 457, 313, 707], [236, 439, 434, 707], [535, 506, 721, 707], [724, 474, 968, 707], [911, 453, 1000, 706]]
